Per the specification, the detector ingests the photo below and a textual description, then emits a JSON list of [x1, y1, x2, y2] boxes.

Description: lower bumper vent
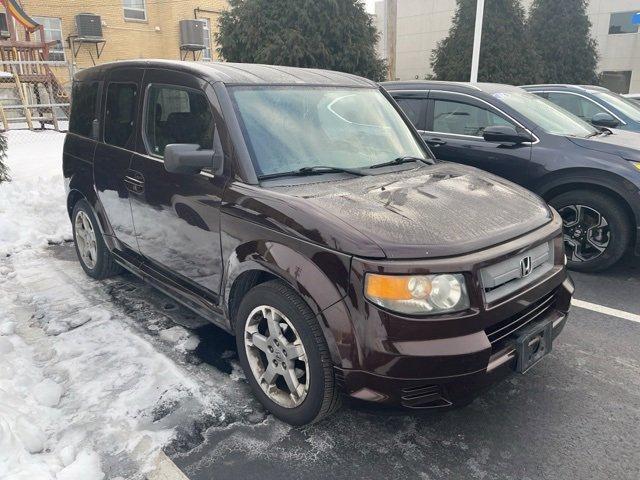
[[400, 384, 452, 409]]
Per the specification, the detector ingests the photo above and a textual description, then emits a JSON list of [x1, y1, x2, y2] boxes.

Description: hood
[[270, 163, 552, 259], [567, 129, 640, 161]]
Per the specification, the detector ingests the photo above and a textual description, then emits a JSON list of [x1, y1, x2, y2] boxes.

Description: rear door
[[424, 91, 533, 185], [127, 68, 226, 304], [93, 68, 143, 258]]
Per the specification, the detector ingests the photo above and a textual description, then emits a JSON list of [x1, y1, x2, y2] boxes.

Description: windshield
[[592, 91, 640, 122], [230, 86, 427, 177], [493, 91, 598, 138]]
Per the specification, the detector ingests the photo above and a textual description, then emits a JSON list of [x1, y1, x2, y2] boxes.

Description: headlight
[[364, 273, 469, 315], [632, 161, 640, 172]]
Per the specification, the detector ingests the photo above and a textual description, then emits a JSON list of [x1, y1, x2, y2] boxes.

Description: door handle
[[124, 170, 145, 194], [425, 137, 447, 146]]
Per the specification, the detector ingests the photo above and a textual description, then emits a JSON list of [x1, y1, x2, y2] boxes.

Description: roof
[[521, 84, 611, 93], [381, 80, 523, 94], [74, 59, 377, 87]]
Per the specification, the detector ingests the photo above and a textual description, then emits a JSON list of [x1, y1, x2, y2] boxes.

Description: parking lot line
[[572, 299, 640, 324]]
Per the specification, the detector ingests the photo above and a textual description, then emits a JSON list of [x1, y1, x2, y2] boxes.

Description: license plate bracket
[[515, 319, 553, 373]]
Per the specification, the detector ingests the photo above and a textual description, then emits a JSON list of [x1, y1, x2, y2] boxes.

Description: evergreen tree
[[216, 0, 387, 81], [0, 133, 8, 183], [431, 0, 537, 84], [528, 0, 598, 84]]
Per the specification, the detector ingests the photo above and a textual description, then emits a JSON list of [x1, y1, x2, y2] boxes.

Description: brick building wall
[[14, 0, 229, 86]]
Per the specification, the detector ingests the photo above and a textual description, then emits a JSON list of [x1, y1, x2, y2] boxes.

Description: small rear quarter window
[[69, 81, 99, 138]]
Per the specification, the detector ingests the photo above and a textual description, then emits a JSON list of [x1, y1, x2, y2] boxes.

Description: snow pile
[[0, 328, 104, 480], [0, 131, 233, 479], [0, 130, 72, 255]]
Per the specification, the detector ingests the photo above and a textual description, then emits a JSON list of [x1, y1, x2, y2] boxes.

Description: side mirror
[[483, 125, 533, 144], [591, 112, 619, 129], [164, 144, 218, 175]]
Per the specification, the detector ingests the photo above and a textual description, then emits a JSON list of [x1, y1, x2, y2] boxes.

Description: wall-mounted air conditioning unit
[[179, 19, 206, 50], [76, 14, 103, 39]]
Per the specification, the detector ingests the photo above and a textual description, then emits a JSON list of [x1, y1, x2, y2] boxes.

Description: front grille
[[400, 384, 451, 408], [480, 241, 554, 304], [485, 290, 556, 349]]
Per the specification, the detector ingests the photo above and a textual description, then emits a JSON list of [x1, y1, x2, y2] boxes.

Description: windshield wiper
[[368, 155, 433, 169], [586, 128, 612, 138], [258, 165, 368, 180]]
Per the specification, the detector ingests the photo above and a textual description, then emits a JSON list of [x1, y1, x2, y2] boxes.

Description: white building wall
[[375, 0, 640, 92]]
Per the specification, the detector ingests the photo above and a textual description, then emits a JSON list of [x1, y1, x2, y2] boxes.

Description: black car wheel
[[549, 190, 630, 272], [235, 279, 341, 425], [72, 199, 123, 279]]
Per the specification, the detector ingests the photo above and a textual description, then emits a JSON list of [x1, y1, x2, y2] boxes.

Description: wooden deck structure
[[0, 0, 70, 131]]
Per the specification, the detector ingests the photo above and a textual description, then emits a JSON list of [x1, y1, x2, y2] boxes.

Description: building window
[[608, 11, 639, 34], [0, 13, 9, 38], [123, 0, 147, 21], [33, 17, 65, 62], [202, 19, 212, 61], [600, 71, 632, 94]]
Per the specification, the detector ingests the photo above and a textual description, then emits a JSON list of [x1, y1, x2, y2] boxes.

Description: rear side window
[[104, 83, 137, 148], [69, 81, 99, 137], [144, 84, 214, 156]]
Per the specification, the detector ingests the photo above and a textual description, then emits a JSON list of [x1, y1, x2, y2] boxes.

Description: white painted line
[[572, 299, 640, 324], [146, 451, 191, 480]]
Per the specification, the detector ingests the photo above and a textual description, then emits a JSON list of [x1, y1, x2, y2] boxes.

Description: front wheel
[[549, 190, 630, 272], [235, 280, 341, 425]]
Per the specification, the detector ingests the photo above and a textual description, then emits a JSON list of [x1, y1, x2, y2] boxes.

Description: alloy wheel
[[558, 204, 610, 262], [74, 210, 98, 269], [244, 305, 310, 408]]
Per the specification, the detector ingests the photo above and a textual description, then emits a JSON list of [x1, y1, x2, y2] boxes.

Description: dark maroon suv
[[63, 60, 573, 425]]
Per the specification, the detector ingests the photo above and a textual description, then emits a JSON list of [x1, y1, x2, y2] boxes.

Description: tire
[[235, 280, 341, 425], [549, 190, 630, 272], [71, 199, 123, 279]]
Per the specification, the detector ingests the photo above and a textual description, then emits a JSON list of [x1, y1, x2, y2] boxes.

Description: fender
[[66, 176, 125, 255], [223, 240, 356, 367], [534, 167, 640, 256], [534, 167, 640, 224]]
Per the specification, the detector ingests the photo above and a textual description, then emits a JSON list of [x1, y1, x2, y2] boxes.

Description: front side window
[[609, 11, 639, 34], [432, 99, 512, 136], [545, 92, 607, 123], [69, 81, 99, 137], [105, 83, 137, 148], [230, 87, 426, 177], [394, 97, 426, 129], [592, 90, 640, 122], [144, 85, 214, 156], [33, 17, 65, 61], [123, 0, 147, 21], [494, 91, 597, 138]]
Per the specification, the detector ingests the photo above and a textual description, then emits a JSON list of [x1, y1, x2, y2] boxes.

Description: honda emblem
[[520, 256, 533, 277]]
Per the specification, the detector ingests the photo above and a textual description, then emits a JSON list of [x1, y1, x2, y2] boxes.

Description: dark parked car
[[522, 84, 640, 132], [384, 81, 640, 272], [64, 61, 572, 425]]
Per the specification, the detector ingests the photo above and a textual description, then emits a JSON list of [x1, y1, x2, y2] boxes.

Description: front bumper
[[336, 277, 573, 408], [328, 216, 573, 408]]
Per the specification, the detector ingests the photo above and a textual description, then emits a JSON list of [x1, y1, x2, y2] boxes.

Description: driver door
[[424, 91, 533, 185], [127, 69, 227, 303]]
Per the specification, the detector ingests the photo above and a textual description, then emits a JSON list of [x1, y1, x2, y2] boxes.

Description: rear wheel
[[549, 190, 630, 272], [235, 280, 341, 425], [72, 199, 122, 279]]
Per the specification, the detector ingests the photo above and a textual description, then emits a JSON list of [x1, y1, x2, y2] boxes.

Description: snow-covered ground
[[0, 131, 267, 479]]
